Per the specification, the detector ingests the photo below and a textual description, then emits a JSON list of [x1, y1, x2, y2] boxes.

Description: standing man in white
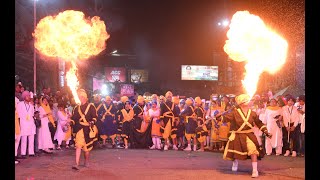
[[262, 98, 283, 155], [17, 91, 36, 158]]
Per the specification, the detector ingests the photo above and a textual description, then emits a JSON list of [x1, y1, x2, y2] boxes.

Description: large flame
[[33, 10, 110, 104], [224, 11, 288, 98]]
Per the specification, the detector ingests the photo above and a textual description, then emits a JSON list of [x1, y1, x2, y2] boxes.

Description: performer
[[159, 91, 180, 150], [133, 96, 145, 131], [118, 100, 134, 149], [194, 97, 208, 152], [205, 100, 223, 151], [220, 95, 232, 111], [17, 91, 36, 158], [282, 96, 300, 157], [217, 94, 272, 178], [92, 94, 107, 147], [116, 96, 129, 148], [180, 98, 197, 151], [149, 100, 162, 149], [176, 99, 186, 149], [170, 96, 181, 150], [70, 89, 98, 170], [101, 96, 118, 148], [261, 98, 283, 156]]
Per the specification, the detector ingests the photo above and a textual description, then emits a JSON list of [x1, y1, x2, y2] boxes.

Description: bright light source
[[111, 50, 118, 54], [101, 84, 108, 95], [222, 20, 229, 27], [218, 22, 222, 26]]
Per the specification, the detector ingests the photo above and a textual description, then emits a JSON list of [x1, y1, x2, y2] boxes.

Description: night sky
[[15, 0, 304, 97]]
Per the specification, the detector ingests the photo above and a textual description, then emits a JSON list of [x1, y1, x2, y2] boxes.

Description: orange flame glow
[[66, 61, 80, 104], [33, 10, 110, 104], [224, 11, 288, 98]]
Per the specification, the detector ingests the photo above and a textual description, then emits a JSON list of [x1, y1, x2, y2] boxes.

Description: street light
[[33, 0, 37, 95], [217, 19, 229, 27]]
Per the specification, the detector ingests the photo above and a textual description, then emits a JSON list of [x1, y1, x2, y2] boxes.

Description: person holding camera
[[54, 103, 72, 150], [261, 98, 283, 156]]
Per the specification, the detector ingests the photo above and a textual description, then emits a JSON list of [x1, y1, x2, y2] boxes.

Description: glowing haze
[[224, 11, 288, 98], [33, 10, 110, 104]]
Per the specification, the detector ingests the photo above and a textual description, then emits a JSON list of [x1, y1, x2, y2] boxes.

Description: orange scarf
[[41, 103, 56, 128], [266, 106, 281, 111]]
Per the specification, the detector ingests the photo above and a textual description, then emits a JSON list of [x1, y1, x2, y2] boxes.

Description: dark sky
[[16, 0, 304, 96]]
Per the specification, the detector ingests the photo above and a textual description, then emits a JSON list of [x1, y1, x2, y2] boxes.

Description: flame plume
[[33, 10, 110, 104], [223, 11, 288, 98]]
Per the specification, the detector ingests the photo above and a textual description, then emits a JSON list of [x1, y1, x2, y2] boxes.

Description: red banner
[[105, 67, 126, 82], [120, 84, 134, 97]]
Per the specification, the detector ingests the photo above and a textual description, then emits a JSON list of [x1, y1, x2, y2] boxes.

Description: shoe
[[300, 154, 304, 157], [232, 160, 238, 172], [150, 145, 156, 150], [29, 154, 36, 157], [125, 146, 128, 149], [56, 147, 61, 150], [15, 160, 19, 164], [184, 145, 192, 151], [197, 149, 204, 152], [284, 150, 290, 157], [112, 144, 116, 148], [172, 145, 178, 150], [276, 153, 281, 156], [252, 170, 259, 178], [219, 146, 225, 151], [266, 153, 271, 156], [43, 149, 53, 154], [164, 145, 168, 151], [84, 162, 89, 167], [65, 145, 70, 149], [72, 165, 80, 171], [292, 151, 297, 157], [193, 145, 197, 151]]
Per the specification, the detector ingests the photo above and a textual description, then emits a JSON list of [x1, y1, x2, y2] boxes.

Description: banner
[[93, 77, 104, 92], [120, 84, 134, 97], [181, 65, 218, 81], [130, 69, 149, 83], [105, 67, 126, 82]]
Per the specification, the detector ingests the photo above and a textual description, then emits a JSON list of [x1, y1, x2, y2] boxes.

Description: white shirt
[[17, 101, 36, 136], [282, 105, 300, 127]]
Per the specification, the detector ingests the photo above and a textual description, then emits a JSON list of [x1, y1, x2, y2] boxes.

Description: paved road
[[15, 147, 305, 180]]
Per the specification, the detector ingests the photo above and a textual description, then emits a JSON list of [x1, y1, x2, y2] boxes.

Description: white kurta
[[262, 107, 283, 148], [54, 111, 71, 142], [38, 106, 54, 149], [17, 101, 36, 136], [282, 105, 300, 128]]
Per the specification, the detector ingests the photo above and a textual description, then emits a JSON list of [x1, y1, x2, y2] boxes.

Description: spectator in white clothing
[[17, 91, 36, 158]]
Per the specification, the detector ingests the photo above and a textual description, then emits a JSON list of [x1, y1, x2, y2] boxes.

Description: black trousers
[[282, 124, 300, 153]]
